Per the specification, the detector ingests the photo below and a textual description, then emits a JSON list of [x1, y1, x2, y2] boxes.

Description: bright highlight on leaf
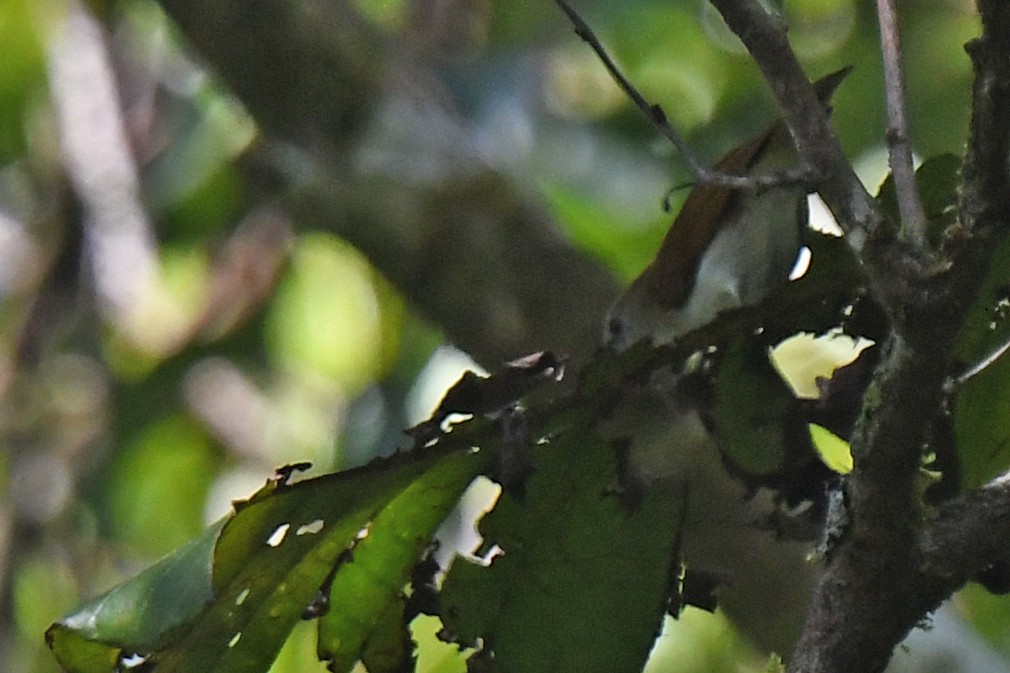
[[808, 423, 853, 474], [771, 332, 872, 399]]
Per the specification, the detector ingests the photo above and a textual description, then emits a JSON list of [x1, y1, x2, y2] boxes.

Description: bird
[[604, 67, 851, 352], [599, 69, 851, 656]]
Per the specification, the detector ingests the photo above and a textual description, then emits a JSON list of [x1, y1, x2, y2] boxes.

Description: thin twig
[[946, 333, 1010, 391], [877, 0, 928, 245], [707, 0, 884, 256], [553, 0, 814, 191]]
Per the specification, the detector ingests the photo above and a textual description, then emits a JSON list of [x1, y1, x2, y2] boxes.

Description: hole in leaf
[[119, 653, 148, 669], [235, 588, 251, 605], [228, 632, 242, 648], [475, 544, 504, 567], [296, 519, 324, 535], [789, 245, 812, 280], [266, 523, 290, 547]]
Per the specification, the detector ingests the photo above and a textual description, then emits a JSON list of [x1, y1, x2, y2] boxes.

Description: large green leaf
[[440, 414, 683, 673], [47, 441, 489, 673], [317, 445, 492, 673], [955, 232, 1010, 489]]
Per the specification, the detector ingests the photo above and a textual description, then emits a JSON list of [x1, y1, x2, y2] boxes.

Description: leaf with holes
[[317, 445, 491, 673], [956, 231, 1010, 489], [47, 442, 489, 673], [439, 417, 683, 673]]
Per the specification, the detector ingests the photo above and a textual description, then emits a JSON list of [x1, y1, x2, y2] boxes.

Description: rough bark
[[707, 1, 1010, 672]]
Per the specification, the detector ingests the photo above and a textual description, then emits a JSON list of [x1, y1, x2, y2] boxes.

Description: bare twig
[[553, 0, 813, 191], [705, 0, 882, 258], [947, 332, 1010, 391], [876, 0, 928, 245]]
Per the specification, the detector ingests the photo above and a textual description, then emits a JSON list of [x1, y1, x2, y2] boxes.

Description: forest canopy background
[[0, 1, 1002, 673]]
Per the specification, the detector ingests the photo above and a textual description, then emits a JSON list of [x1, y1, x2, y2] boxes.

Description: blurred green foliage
[[109, 415, 217, 555], [0, 0, 999, 672], [0, 0, 45, 163]]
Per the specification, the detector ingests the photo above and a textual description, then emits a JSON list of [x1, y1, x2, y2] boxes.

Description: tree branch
[[876, 0, 928, 245], [246, 145, 620, 370], [553, 0, 811, 191], [703, 2, 1010, 673], [947, 332, 1010, 390], [706, 0, 885, 261], [959, 1, 1010, 238], [925, 475, 1010, 582], [48, 0, 167, 349]]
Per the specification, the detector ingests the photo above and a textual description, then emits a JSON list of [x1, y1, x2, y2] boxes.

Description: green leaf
[[808, 423, 852, 474], [48, 443, 489, 673], [0, 0, 46, 162], [955, 226, 1010, 488], [440, 418, 682, 673], [46, 518, 224, 654], [109, 415, 219, 556], [45, 627, 120, 673], [266, 233, 390, 391], [711, 342, 794, 477], [957, 355, 1010, 489], [318, 447, 490, 672], [358, 599, 411, 673], [539, 181, 664, 282]]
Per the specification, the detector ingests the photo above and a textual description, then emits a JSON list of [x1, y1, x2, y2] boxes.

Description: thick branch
[[790, 337, 949, 673], [157, 0, 381, 155], [790, 475, 1010, 673], [705, 2, 1010, 673], [249, 148, 620, 369], [958, 1, 1010, 238], [925, 477, 1010, 581]]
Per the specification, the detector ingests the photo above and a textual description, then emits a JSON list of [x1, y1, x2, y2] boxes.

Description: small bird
[[605, 68, 851, 351], [599, 69, 851, 656]]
